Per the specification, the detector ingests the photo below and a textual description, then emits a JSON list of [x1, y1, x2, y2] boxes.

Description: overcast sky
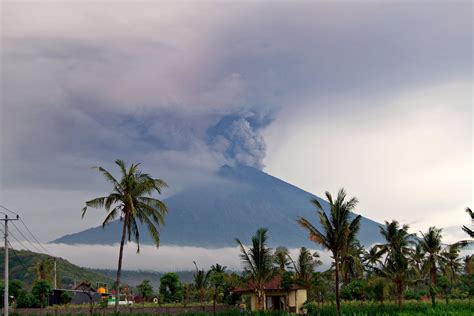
[[0, 1, 472, 269]]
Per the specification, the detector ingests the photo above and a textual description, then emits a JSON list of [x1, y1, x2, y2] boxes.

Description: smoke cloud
[[207, 112, 273, 169]]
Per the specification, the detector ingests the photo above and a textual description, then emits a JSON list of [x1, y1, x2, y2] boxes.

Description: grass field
[[13, 299, 473, 315], [307, 299, 473, 315]]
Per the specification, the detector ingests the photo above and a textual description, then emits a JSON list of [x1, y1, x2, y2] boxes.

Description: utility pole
[[2, 214, 19, 316], [53, 258, 57, 289]]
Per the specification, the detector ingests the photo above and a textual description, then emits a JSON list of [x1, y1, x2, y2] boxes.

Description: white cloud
[[9, 242, 332, 272], [264, 82, 472, 242]]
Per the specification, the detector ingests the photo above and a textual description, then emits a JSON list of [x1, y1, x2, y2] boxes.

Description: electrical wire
[[6, 229, 33, 252], [6, 240, 30, 271], [18, 218, 54, 256], [0, 205, 54, 256], [10, 221, 45, 254]]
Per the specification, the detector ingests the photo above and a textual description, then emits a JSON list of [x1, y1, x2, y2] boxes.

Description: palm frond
[[297, 216, 328, 248], [102, 207, 120, 227]]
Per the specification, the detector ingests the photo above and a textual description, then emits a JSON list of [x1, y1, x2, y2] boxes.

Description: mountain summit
[[52, 165, 382, 248]]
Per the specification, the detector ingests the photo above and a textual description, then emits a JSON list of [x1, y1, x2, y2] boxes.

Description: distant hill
[[90, 269, 196, 290], [0, 248, 113, 289], [52, 165, 384, 248]]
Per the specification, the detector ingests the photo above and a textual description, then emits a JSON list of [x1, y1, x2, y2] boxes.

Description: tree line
[[77, 160, 473, 315]]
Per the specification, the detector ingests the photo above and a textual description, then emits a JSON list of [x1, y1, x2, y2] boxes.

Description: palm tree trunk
[[115, 215, 128, 313], [335, 257, 341, 316], [256, 289, 264, 311], [397, 282, 402, 308], [213, 287, 216, 315], [430, 268, 436, 307]]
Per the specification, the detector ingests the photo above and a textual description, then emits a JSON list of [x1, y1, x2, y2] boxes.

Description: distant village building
[[49, 281, 107, 305], [233, 276, 307, 314]]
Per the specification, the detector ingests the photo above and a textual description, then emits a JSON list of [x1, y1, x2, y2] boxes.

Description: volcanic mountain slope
[[53, 165, 383, 248]]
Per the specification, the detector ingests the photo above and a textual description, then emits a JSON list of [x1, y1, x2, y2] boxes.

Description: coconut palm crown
[[297, 188, 361, 315], [81, 159, 168, 312], [235, 228, 275, 311]]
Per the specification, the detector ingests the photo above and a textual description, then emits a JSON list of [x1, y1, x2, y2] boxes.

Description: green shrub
[[340, 280, 367, 301], [16, 291, 39, 308]]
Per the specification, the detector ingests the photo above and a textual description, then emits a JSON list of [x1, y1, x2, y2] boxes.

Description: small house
[[233, 276, 307, 314]]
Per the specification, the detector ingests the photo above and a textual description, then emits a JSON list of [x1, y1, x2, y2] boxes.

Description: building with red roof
[[233, 275, 307, 313]]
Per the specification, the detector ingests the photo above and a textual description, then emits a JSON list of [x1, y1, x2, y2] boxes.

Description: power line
[[0, 205, 54, 256], [10, 221, 45, 254], [18, 217, 53, 256], [6, 229, 32, 253], [6, 240, 30, 272], [0, 206, 19, 216]]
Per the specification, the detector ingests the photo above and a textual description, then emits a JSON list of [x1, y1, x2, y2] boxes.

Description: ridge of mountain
[[52, 165, 383, 248]]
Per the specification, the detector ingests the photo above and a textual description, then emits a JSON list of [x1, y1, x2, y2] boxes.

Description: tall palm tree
[[193, 261, 209, 308], [463, 207, 474, 238], [235, 228, 275, 311], [376, 220, 415, 307], [297, 188, 361, 315], [419, 227, 443, 307], [273, 246, 290, 273], [81, 159, 168, 313]]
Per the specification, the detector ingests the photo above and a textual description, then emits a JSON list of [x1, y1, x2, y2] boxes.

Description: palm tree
[[291, 247, 322, 289], [363, 246, 382, 274], [193, 261, 209, 308], [81, 159, 168, 313], [340, 240, 365, 283], [35, 259, 53, 282], [273, 246, 290, 273], [290, 247, 322, 309], [376, 220, 415, 307], [235, 228, 275, 311], [297, 188, 361, 315], [419, 227, 443, 307], [409, 244, 425, 275], [463, 207, 474, 238], [209, 263, 227, 315], [441, 243, 465, 303], [464, 255, 474, 275]]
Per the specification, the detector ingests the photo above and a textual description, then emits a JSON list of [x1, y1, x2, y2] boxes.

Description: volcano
[[52, 165, 383, 248]]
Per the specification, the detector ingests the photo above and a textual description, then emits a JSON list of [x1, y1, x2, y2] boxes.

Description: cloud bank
[[10, 242, 332, 272]]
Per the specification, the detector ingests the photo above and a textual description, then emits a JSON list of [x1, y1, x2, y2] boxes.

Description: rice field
[[17, 299, 473, 315]]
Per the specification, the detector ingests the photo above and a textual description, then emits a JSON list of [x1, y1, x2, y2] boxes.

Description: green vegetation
[[0, 248, 113, 288], [159, 273, 183, 303], [137, 280, 154, 305], [10, 301, 474, 315], [81, 159, 169, 312], [32, 280, 52, 309]]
